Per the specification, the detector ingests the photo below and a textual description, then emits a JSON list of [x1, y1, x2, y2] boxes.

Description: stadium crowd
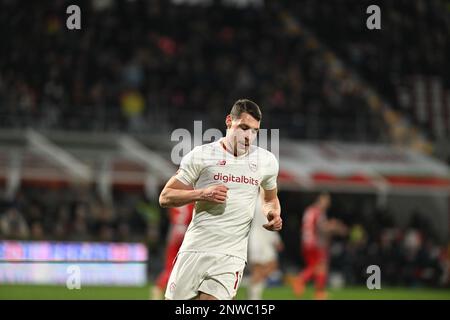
[[330, 209, 449, 288], [0, 0, 388, 142], [288, 0, 450, 139], [0, 186, 158, 243]]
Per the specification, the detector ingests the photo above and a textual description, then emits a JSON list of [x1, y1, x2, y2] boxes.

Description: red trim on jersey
[[220, 138, 249, 158], [220, 140, 229, 152], [233, 271, 240, 290]]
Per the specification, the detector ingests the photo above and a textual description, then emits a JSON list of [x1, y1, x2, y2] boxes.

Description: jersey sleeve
[[174, 147, 202, 186], [260, 153, 279, 190]]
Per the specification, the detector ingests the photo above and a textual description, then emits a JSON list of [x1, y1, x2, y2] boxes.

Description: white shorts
[[248, 242, 277, 265], [165, 251, 246, 300]]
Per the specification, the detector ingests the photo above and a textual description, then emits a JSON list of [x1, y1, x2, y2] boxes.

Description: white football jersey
[[175, 138, 279, 261]]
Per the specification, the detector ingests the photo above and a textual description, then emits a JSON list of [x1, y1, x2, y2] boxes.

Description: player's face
[[225, 112, 260, 156], [319, 194, 331, 210]]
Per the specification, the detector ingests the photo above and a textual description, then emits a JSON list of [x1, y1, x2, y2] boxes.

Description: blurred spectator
[[0, 207, 29, 239], [30, 221, 45, 240], [120, 89, 146, 132]]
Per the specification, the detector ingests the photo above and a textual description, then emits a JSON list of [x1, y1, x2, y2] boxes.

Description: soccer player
[[159, 99, 282, 300], [247, 190, 284, 300], [151, 203, 194, 300], [292, 192, 347, 300]]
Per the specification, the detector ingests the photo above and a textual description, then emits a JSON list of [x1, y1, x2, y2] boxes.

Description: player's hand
[[329, 219, 348, 236], [200, 184, 229, 204], [338, 222, 349, 236], [263, 212, 282, 231]]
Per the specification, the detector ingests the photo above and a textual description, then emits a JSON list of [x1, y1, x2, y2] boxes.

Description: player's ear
[[225, 114, 232, 129]]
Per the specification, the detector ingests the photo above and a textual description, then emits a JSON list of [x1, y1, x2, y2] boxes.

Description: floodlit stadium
[[0, 0, 449, 301]]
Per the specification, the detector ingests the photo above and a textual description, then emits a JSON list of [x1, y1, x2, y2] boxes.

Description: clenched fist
[[263, 212, 282, 231], [200, 184, 229, 204]]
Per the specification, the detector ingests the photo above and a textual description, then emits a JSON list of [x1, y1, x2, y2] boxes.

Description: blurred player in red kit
[[151, 203, 194, 299], [292, 192, 347, 300]]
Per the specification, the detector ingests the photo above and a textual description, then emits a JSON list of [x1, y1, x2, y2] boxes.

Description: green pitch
[[0, 284, 449, 300]]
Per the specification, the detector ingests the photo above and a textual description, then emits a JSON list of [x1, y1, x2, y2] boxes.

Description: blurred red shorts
[[302, 245, 328, 266]]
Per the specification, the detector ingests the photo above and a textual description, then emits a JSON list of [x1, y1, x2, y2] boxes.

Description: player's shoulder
[[252, 145, 278, 165], [305, 205, 320, 216], [188, 141, 218, 155], [182, 141, 221, 167]]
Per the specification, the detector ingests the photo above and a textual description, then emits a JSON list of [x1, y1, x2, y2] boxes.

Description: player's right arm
[[159, 176, 228, 208], [160, 146, 229, 208]]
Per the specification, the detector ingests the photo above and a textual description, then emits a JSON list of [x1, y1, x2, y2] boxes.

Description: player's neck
[[220, 138, 248, 158]]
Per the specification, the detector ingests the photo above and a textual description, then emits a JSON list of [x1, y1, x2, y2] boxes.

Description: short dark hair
[[229, 99, 262, 121]]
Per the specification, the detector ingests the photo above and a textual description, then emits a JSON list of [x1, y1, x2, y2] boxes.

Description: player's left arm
[[325, 218, 349, 236], [261, 188, 282, 231]]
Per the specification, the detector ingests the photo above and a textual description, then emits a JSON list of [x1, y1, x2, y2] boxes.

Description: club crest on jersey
[[217, 160, 227, 166], [249, 161, 257, 172]]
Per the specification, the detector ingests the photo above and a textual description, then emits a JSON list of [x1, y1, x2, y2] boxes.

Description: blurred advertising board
[[0, 241, 148, 286]]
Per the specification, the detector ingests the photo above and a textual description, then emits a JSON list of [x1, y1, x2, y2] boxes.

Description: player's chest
[[198, 159, 263, 189]]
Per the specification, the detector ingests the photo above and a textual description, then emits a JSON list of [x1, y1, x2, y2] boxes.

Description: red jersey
[[301, 205, 327, 248], [168, 203, 194, 241], [156, 203, 194, 290]]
